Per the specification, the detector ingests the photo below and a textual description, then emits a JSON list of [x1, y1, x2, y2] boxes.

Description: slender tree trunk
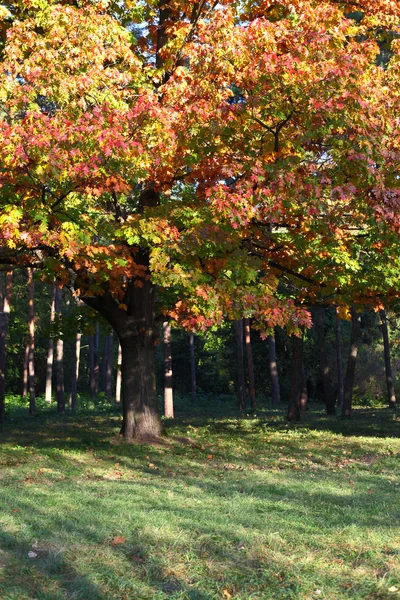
[[115, 343, 122, 404], [94, 322, 99, 394], [190, 332, 196, 402], [89, 334, 96, 397], [69, 332, 81, 410], [315, 307, 336, 415], [55, 285, 65, 413], [268, 331, 281, 405], [163, 321, 174, 419], [300, 364, 308, 411], [244, 318, 256, 410], [336, 313, 344, 412], [379, 309, 397, 409], [105, 331, 113, 401], [288, 333, 303, 421], [0, 271, 13, 424], [23, 341, 29, 398], [101, 334, 109, 393], [45, 281, 56, 403], [234, 319, 246, 411], [342, 307, 361, 419], [27, 268, 35, 415]]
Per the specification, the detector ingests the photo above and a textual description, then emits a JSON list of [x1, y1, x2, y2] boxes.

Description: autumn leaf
[[111, 536, 126, 546]]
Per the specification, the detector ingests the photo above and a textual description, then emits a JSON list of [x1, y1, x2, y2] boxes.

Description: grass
[[0, 397, 399, 599]]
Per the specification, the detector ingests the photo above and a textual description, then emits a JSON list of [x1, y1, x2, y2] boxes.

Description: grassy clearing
[[0, 399, 399, 599]]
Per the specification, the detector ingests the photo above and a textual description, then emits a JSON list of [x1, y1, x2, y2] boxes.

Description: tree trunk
[[244, 318, 256, 410], [190, 332, 196, 402], [268, 331, 281, 405], [45, 281, 56, 403], [89, 334, 96, 397], [94, 322, 99, 393], [105, 331, 113, 401], [55, 285, 65, 413], [287, 333, 303, 421], [234, 319, 246, 411], [300, 364, 308, 411], [23, 341, 29, 398], [27, 268, 35, 415], [379, 309, 397, 408], [0, 271, 12, 424], [82, 251, 163, 439], [315, 307, 336, 415], [69, 332, 81, 410], [101, 333, 109, 393], [342, 307, 361, 419], [163, 321, 174, 419], [336, 313, 344, 412], [115, 343, 122, 404]]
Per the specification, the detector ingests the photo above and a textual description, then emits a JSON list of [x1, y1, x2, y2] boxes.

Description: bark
[[69, 332, 81, 410], [268, 331, 281, 406], [244, 318, 256, 410], [336, 314, 344, 412], [190, 332, 196, 402], [23, 341, 29, 398], [89, 334, 96, 397], [163, 321, 174, 419], [379, 309, 397, 409], [94, 322, 99, 393], [115, 343, 122, 404], [0, 271, 12, 424], [105, 331, 113, 401], [315, 307, 336, 415], [300, 364, 308, 411], [342, 307, 361, 419], [82, 249, 163, 439], [234, 319, 246, 411], [45, 281, 56, 403], [101, 334, 109, 393], [287, 333, 303, 421], [27, 268, 35, 415], [55, 285, 65, 413]]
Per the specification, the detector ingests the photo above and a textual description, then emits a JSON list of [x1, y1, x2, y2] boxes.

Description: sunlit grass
[[0, 399, 399, 599]]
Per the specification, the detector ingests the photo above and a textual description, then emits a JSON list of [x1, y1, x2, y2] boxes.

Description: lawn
[[0, 398, 399, 599]]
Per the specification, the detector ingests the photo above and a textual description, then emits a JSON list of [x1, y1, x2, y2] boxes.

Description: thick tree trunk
[[244, 318, 256, 410], [336, 313, 344, 412], [379, 309, 397, 409], [163, 321, 174, 419], [27, 268, 35, 415], [69, 332, 81, 410], [268, 331, 281, 405], [315, 307, 336, 415], [45, 281, 56, 403], [115, 343, 122, 404], [234, 319, 246, 411], [190, 332, 196, 402], [342, 307, 361, 419], [82, 250, 163, 439], [287, 333, 303, 421], [0, 271, 12, 424], [55, 285, 65, 413]]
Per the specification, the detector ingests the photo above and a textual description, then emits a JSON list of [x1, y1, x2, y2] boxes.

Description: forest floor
[[0, 397, 399, 600]]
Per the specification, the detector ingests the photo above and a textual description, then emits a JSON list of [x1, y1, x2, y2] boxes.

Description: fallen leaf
[[207, 455, 213, 460], [222, 590, 232, 599], [28, 551, 38, 558], [388, 586, 399, 593], [111, 536, 126, 546]]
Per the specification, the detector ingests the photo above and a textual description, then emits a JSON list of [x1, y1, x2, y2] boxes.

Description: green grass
[[0, 398, 399, 599]]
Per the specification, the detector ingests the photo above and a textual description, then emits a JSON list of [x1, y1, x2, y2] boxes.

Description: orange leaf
[[111, 536, 126, 546]]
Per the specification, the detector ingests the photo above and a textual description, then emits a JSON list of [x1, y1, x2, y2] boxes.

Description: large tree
[[0, 0, 399, 437]]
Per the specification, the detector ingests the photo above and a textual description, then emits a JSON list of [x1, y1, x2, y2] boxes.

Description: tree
[[234, 320, 246, 411], [0, 270, 12, 422], [45, 281, 56, 403], [163, 321, 174, 419], [315, 308, 336, 415], [342, 307, 362, 418], [244, 318, 256, 410], [268, 331, 280, 405], [54, 285, 65, 413], [0, 1, 399, 437], [379, 309, 397, 409]]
